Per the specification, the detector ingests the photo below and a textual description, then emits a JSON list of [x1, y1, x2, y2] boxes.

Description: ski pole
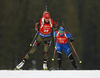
[[52, 41, 57, 61], [30, 31, 39, 46], [70, 42, 82, 63]]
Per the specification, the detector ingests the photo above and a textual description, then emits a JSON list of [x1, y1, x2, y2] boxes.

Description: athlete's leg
[[43, 39, 52, 70], [63, 43, 77, 69], [23, 35, 43, 61], [68, 54, 77, 70], [44, 41, 51, 61], [56, 42, 63, 70], [16, 35, 43, 69], [57, 51, 62, 70]]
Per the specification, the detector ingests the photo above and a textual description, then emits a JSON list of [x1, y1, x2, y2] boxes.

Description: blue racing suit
[[54, 31, 73, 57]]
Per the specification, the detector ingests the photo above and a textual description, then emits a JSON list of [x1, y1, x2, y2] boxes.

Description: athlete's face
[[59, 32, 64, 36], [44, 18, 49, 23]]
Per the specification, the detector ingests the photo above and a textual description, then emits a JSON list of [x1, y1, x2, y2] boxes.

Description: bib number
[[44, 30, 49, 32]]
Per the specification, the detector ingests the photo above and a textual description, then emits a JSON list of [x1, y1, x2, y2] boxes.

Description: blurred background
[[0, 0, 100, 70]]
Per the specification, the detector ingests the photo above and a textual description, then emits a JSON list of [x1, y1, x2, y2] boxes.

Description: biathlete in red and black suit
[[16, 11, 58, 70]]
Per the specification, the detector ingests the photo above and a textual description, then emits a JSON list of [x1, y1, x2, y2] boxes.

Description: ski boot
[[57, 65, 62, 70], [43, 63, 48, 70], [15, 60, 25, 70], [74, 65, 80, 70], [74, 67, 80, 70]]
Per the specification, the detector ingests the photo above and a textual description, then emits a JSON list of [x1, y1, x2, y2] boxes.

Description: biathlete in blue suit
[[54, 26, 78, 70]]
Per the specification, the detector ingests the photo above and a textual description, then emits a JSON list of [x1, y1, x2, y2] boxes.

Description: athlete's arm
[[66, 32, 74, 42], [53, 21, 58, 30], [35, 20, 40, 31]]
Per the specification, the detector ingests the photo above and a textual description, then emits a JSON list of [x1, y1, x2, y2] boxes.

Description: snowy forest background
[[0, 0, 100, 70]]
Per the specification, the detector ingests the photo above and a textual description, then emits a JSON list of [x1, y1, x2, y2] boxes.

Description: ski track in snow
[[0, 70, 100, 78]]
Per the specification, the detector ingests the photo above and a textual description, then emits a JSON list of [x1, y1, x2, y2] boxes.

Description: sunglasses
[[59, 30, 65, 33]]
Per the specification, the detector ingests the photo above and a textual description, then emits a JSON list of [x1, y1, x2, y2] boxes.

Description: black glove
[[35, 28, 39, 31], [70, 39, 74, 42]]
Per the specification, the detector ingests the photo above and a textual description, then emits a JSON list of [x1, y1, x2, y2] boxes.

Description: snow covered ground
[[0, 70, 100, 78]]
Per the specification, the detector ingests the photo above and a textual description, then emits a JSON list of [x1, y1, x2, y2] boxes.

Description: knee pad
[[68, 54, 77, 69], [57, 51, 62, 61], [33, 40, 40, 47], [45, 41, 52, 46], [68, 54, 76, 64], [68, 54, 74, 61]]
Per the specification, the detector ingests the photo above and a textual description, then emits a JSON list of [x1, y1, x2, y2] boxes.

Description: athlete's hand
[[70, 39, 74, 42], [69, 37, 74, 42], [35, 27, 39, 31]]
